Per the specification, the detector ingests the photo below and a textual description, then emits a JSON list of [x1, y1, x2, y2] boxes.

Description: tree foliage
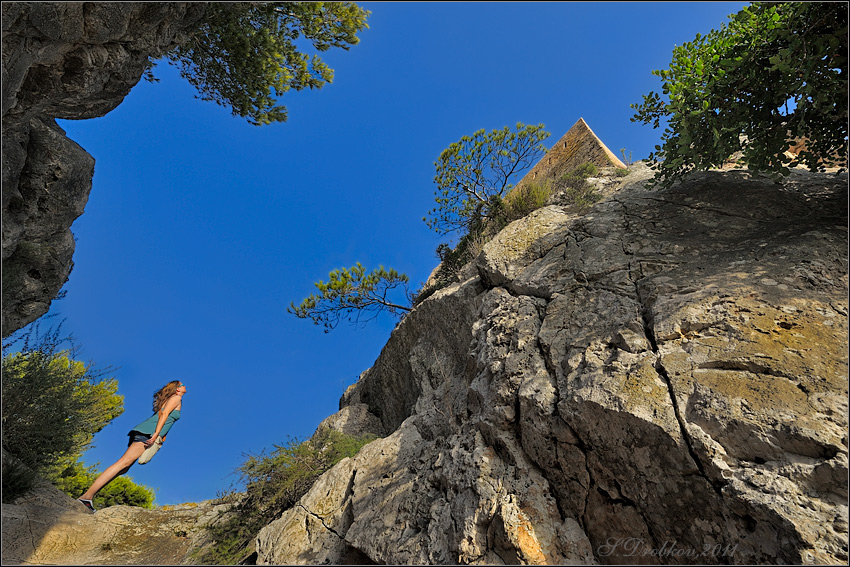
[[426, 122, 551, 235], [288, 263, 411, 332], [1, 324, 154, 506], [48, 456, 155, 509], [632, 1, 848, 187], [1, 325, 123, 474], [162, 2, 370, 125]]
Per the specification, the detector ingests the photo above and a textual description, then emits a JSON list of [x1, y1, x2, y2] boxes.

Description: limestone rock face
[[257, 164, 848, 565], [1, 2, 206, 337]]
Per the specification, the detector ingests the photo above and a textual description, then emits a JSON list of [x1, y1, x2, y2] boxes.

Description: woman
[[77, 380, 186, 512]]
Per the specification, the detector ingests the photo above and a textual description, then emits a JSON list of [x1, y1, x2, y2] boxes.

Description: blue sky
[[26, 2, 748, 506]]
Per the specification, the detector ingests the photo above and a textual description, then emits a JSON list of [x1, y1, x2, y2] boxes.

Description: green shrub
[[503, 180, 552, 222], [194, 428, 377, 565], [557, 162, 602, 209], [561, 162, 598, 184], [49, 457, 155, 509], [2, 324, 123, 475], [565, 185, 602, 208], [615, 167, 631, 177]]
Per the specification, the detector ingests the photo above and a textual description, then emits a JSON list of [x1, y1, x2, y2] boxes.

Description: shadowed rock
[[1, 2, 206, 337]]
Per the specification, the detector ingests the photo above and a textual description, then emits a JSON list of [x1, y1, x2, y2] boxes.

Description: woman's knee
[[121, 454, 139, 468], [116, 453, 138, 470]]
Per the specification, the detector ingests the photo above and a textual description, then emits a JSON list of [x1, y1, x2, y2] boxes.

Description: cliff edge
[[258, 162, 848, 565], [1, 2, 206, 337], [1, 4, 847, 565]]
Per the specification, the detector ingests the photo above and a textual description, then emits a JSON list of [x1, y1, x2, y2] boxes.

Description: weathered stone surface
[[1, 2, 206, 337], [0, 456, 229, 565], [478, 205, 575, 292], [257, 164, 848, 565], [1, 117, 94, 336], [315, 402, 387, 439], [2, 166, 846, 565]]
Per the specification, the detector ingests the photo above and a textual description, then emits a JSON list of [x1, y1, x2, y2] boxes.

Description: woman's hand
[[143, 437, 157, 448]]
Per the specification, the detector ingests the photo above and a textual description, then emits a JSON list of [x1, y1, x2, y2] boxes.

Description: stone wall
[[512, 117, 627, 195]]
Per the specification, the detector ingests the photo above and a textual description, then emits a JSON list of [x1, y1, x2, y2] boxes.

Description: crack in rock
[[653, 356, 726, 496], [631, 269, 726, 496], [298, 503, 344, 541]]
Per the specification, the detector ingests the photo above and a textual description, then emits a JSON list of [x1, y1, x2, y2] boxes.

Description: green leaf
[[630, 1, 847, 188]]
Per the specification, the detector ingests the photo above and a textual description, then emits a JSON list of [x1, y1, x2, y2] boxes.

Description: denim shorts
[[128, 431, 152, 446]]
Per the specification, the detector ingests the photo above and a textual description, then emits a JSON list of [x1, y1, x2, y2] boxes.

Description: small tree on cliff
[[288, 263, 411, 332], [631, 1, 848, 187], [193, 429, 376, 564], [159, 2, 370, 125], [425, 122, 551, 235]]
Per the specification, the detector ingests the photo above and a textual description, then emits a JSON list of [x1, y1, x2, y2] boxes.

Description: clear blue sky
[[31, 2, 748, 506]]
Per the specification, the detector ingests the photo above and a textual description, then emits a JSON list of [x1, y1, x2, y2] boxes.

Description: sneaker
[[78, 498, 96, 512]]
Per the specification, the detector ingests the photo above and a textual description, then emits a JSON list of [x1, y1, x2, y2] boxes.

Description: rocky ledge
[[1, 463, 226, 565], [257, 164, 848, 565]]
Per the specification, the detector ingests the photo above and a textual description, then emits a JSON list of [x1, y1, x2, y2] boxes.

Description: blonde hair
[[153, 380, 181, 413]]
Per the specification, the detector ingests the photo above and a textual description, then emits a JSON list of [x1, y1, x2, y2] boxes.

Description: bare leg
[[79, 442, 146, 500]]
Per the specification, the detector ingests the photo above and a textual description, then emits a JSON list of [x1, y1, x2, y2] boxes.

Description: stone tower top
[[514, 118, 626, 192]]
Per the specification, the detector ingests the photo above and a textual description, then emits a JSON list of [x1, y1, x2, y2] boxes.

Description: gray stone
[[1, 2, 206, 337], [256, 165, 848, 565]]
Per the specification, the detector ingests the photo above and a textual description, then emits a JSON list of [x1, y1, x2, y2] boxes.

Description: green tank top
[[131, 409, 181, 439]]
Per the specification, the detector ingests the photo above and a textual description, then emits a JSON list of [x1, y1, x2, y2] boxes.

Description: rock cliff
[[1, 2, 206, 337], [257, 163, 848, 565], [1, 4, 847, 565], [3, 164, 847, 566]]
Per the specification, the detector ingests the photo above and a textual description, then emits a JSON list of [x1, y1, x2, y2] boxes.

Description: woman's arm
[[144, 396, 179, 447]]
